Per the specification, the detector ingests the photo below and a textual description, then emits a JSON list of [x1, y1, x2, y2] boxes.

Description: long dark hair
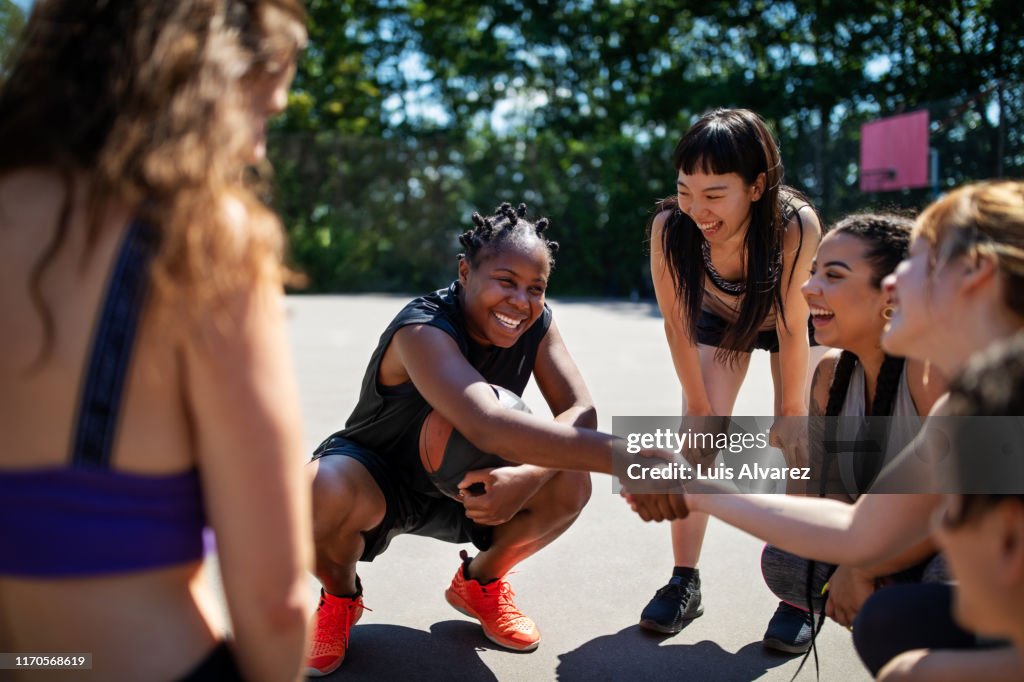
[[651, 108, 810, 363]]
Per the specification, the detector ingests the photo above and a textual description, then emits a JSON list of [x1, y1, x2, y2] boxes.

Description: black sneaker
[[638, 572, 703, 634], [762, 601, 814, 654]]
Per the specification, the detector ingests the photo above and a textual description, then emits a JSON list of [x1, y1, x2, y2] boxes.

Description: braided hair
[[801, 213, 914, 681], [818, 214, 914, 496], [821, 213, 913, 421], [457, 202, 559, 269]]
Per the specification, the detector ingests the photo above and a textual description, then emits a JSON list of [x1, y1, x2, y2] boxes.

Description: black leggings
[[178, 642, 242, 681], [852, 583, 977, 675]]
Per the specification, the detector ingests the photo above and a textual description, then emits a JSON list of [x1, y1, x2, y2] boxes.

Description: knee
[[760, 544, 829, 611], [760, 544, 800, 601], [549, 470, 592, 520], [310, 458, 385, 542], [853, 590, 901, 676], [876, 650, 930, 682]]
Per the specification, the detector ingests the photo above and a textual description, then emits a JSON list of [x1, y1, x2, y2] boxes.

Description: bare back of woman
[[0, 3, 311, 680]]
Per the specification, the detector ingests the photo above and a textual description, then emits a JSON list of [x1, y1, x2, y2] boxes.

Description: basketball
[[418, 385, 532, 499]]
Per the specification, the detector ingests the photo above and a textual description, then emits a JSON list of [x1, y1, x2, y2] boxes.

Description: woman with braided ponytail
[[758, 214, 946, 654], [305, 202, 674, 675]]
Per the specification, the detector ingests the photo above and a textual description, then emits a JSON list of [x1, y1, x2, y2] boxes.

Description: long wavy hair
[[0, 0, 306, 363], [651, 108, 811, 363]]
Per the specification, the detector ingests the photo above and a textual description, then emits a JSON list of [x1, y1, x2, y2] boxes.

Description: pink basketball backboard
[[860, 110, 930, 192]]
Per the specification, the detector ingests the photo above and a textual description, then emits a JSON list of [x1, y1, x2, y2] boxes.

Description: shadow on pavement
[[556, 627, 794, 681], [320, 620, 514, 680]]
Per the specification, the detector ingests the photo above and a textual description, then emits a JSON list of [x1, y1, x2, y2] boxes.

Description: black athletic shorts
[[311, 435, 493, 561], [178, 643, 242, 682], [695, 310, 819, 353]]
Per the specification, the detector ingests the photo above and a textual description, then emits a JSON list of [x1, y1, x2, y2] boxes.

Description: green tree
[[0, 0, 25, 74], [270, 0, 1023, 295]]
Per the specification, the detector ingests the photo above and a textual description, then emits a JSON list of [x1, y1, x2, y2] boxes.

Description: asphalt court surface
[[267, 294, 873, 681]]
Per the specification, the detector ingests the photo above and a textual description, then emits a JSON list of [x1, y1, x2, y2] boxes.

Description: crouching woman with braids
[[759, 214, 946, 654], [306, 202, 655, 676]]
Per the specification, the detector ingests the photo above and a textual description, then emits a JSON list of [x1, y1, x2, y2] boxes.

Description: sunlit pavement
[[264, 294, 871, 681]]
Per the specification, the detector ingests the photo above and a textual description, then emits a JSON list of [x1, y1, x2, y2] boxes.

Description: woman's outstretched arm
[[685, 486, 939, 567]]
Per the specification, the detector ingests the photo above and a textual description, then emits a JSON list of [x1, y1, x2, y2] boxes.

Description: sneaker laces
[[652, 578, 694, 602], [653, 582, 684, 600], [478, 580, 532, 632], [310, 592, 371, 654]]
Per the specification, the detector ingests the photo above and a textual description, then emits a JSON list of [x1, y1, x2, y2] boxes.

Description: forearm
[[776, 328, 809, 415], [231, 580, 310, 682], [506, 463, 557, 491], [509, 402, 599, 486], [554, 403, 598, 430], [688, 489, 859, 564], [664, 322, 711, 412], [472, 412, 620, 474], [689, 488, 935, 567], [861, 536, 937, 580]]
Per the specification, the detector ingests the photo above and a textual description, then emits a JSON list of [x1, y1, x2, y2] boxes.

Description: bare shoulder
[[810, 348, 843, 415], [649, 208, 675, 242], [783, 203, 823, 249], [811, 348, 843, 385]]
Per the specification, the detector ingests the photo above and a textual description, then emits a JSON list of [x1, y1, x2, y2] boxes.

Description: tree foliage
[[271, 0, 1023, 294], [0, 0, 25, 75]]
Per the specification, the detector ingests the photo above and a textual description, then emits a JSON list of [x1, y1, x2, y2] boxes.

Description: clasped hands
[[617, 445, 692, 522]]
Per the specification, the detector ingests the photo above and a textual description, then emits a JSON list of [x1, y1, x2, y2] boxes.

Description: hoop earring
[[882, 306, 894, 321]]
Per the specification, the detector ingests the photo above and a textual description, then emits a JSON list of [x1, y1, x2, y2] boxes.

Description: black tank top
[[336, 281, 552, 493]]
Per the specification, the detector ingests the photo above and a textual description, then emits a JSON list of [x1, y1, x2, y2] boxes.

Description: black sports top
[[335, 281, 552, 495]]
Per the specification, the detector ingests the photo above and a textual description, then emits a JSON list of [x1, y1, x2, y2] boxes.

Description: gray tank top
[[836, 363, 921, 498]]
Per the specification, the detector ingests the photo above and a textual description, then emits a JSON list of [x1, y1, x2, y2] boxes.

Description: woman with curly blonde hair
[[0, 2, 310, 680]]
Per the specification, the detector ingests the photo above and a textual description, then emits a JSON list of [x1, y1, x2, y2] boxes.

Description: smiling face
[[458, 239, 551, 348], [801, 232, 889, 352], [880, 236, 959, 360], [676, 169, 763, 243]]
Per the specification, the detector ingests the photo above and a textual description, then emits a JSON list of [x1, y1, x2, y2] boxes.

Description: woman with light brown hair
[[0, 2, 311, 680]]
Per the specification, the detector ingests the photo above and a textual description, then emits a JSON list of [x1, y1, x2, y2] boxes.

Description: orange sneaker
[[444, 550, 540, 651], [305, 582, 366, 677]]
